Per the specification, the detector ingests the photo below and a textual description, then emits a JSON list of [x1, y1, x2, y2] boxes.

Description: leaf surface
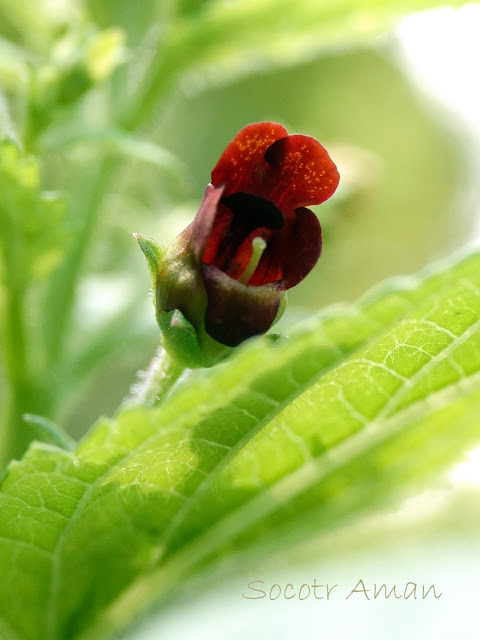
[[2, 250, 480, 640]]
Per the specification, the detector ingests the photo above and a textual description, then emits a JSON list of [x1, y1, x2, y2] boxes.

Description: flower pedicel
[[137, 122, 339, 367]]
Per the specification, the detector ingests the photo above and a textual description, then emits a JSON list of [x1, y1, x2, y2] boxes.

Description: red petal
[[202, 263, 282, 346], [211, 122, 288, 196], [280, 207, 322, 288], [201, 201, 232, 264], [239, 209, 322, 288], [263, 135, 340, 211], [189, 183, 224, 259]]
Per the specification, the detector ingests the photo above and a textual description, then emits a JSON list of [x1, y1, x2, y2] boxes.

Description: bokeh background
[[1, 2, 480, 638], [2, 1, 478, 438]]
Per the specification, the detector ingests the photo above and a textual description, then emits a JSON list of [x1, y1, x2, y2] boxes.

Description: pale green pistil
[[238, 236, 267, 284]]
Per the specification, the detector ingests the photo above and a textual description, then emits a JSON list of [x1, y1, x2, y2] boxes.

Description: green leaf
[[39, 127, 188, 184], [2, 249, 480, 640]]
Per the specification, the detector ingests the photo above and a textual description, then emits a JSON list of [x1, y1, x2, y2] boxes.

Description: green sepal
[[135, 233, 165, 289], [157, 309, 203, 368], [157, 308, 232, 369]]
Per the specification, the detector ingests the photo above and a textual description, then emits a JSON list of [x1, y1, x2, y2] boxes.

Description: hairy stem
[[128, 347, 186, 407]]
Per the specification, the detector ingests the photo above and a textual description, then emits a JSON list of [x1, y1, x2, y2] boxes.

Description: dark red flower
[[140, 122, 340, 367], [185, 122, 339, 346]]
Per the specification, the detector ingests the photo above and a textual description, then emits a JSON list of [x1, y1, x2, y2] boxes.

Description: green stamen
[[238, 236, 267, 284]]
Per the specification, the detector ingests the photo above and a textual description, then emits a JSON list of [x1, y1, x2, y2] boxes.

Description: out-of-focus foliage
[[0, 141, 65, 283], [0, 0, 469, 442]]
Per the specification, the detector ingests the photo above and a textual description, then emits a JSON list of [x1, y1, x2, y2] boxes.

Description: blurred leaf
[[176, 0, 472, 53], [0, 89, 19, 145], [0, 38, 29, 97], [40, 127, 188, 184], [124, 0, 473, 128], [85, 28, 127, 83], [0, 0, 76, 53], [0, 141, 66, 284], [85, 0, 161, 47], [2, 249, 480, 639], [26, 27, 127, 143]]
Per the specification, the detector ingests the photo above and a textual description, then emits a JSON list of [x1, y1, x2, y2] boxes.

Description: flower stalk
[[129, 347, 185, 407]]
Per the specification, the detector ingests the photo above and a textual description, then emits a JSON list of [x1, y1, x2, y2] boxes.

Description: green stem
[[0, 281, 55, 469], [42, 154, 118, 368], [0, 172, 33, 468], [0, 288, 32, 469], [128, 347, 185, 407], [3, 283, 27, 392], [0, 391, 48, 472]]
